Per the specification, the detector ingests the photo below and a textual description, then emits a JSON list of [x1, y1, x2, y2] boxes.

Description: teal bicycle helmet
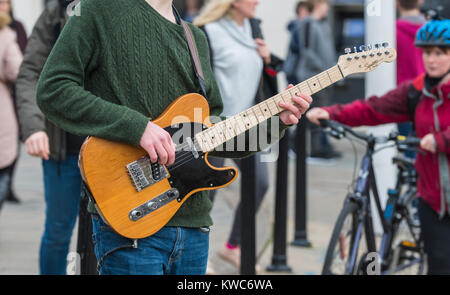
[[415, 19, 450, 48]]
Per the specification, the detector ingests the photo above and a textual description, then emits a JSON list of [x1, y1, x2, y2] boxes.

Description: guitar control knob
[[168, 190, 179, 199], [130, 210, 142, 220], [147, 202, 156, 210]]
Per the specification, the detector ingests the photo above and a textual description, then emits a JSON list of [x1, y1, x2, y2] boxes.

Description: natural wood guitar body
[[79, 94, 238, 239]]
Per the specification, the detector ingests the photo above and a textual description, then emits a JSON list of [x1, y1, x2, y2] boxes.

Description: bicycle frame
[[320, 120, 423, 274], [346, 152, 420, 274], [344, 140, 391, 274]]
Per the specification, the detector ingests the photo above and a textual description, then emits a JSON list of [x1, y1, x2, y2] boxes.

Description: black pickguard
[[164, 122, 236, 201]]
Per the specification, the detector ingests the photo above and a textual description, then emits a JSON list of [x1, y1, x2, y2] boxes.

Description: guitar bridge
[[126, 156, 169, 192]]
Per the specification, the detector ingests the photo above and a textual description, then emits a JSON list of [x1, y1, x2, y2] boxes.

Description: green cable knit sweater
[[37, 0, 288, 229]]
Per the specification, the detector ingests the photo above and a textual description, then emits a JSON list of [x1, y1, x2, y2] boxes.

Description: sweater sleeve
[[36, 0, 149, 146], [16, 6, 55, 141], [323, 82, 413, 127]]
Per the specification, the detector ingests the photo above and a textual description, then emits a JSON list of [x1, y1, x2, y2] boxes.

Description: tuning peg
[[374, 43, 383, 56], [360, 45, 368, 58], [382, 42, 389, 48], [368, 44, 375, 57], [345, 48, 352, 60]]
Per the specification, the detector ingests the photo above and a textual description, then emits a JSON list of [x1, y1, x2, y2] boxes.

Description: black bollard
[[76, 193, 98, 275], [291, 118, 312, 247], [266, 132, 292, 272], [240, 155, 257, 275]]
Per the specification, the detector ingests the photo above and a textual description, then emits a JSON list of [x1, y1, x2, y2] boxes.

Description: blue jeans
[[40, 155, 81, 275], [91, 215, 210, 275]]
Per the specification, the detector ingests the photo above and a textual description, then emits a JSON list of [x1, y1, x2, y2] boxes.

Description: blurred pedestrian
[[290, 0, 339, 160], [396, 0, 427, 157], [0, 0, 27, 205], [0, 0, 27, 53], [182, 0, 204, 22], [0, 11, 23, 213], [15, 0, 84, 275], [284, 0, 312, 85], [194, 0, 284, 274], [397, 0, 426, 86]]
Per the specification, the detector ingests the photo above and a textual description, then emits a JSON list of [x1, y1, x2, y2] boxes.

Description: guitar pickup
[[126, 156, 169, 192]]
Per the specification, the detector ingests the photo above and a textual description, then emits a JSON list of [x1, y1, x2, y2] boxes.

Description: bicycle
[[319, 120, 427, 275]]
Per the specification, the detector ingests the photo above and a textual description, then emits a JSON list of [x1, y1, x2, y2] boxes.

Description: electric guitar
[[79, 44, 397, 239]]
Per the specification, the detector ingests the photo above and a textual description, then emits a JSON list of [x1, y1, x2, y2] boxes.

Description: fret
[[317, 72, 331, 88], [278, 92, 287, 103], [240, 112, 252, 130], [298, 82, 311, 96], [218, 121, 232, 142], [315, 75, 323, 89], [211, 123, 226, 145], [223, 118, 237, 140], [284, 88, 295, 104], [329, 66, 343, 82], [267, 98, 281, 114], [258, 102, 272, 119], [261, 100, 274, 116], [196, 133, 210, 152], [272, 95, 283, 111], [205, 129, 219, 148], [325, 70, 334, 85], [225, 117, 239, 136], [230, 115, 244, 135], [225, 119, 236, 140], [248, 108, 259, 126], [210, 128, 222, 148], [252, 105, 265, 123], [235, 114, 247, 133], [306, 78, 321, 94], [305, 80, 313, 94]]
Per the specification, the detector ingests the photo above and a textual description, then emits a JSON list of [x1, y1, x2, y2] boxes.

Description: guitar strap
[[178, 14, 208, 99]]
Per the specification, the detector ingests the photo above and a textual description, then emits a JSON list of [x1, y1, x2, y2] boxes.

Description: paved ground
[[0, 132, 366, 275]]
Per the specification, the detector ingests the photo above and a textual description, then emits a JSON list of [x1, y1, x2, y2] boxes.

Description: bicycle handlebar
[[318, 119, 422, 150]]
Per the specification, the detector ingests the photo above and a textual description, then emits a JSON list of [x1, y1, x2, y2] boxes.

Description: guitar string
[[143, 66, 349, 172], [150, 70, 343, 172], [139, 55, 387, 173]]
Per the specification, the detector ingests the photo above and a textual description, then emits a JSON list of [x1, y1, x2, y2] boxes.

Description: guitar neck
[[195, 65, 344, 152]]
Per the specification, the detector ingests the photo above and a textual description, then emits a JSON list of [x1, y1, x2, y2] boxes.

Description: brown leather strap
[[180, 19, 207, 98]]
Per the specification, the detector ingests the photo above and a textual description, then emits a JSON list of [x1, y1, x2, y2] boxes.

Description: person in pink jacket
[[307, 19, 450, 274], [0, 11, 23, 212]]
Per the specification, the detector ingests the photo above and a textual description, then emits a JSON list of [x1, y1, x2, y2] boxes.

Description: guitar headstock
[[337, 42, 397, 77]]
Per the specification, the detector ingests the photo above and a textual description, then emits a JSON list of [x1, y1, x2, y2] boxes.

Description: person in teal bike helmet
[[308, 18, 450, 274], [415, 19, 450, 48]]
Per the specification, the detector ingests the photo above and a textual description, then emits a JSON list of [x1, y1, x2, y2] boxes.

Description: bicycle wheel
[[386, 195, 427, 275], [322, 201, 367, 275], [387, 240, 427, 275]]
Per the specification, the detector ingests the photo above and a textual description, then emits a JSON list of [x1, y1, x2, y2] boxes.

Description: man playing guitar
[[36, 0, 311, 275]]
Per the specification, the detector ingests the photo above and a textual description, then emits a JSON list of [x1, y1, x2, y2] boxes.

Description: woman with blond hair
[[0, 10, 23, 212], [195, 0, 280, 273]]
